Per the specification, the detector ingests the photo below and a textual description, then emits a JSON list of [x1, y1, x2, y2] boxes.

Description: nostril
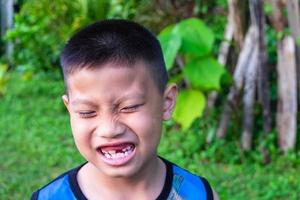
[[95, 122, 126, 138]]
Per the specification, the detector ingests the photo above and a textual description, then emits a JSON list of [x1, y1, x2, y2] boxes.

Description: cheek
[[70, 117, 93, 149], [125, 110, 163, 142]]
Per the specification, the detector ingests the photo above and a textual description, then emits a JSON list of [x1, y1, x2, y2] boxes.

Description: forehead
[[66, 62, 159, 103]]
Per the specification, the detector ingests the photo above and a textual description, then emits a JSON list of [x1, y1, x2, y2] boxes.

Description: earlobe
[[163, 84, 177, 120]]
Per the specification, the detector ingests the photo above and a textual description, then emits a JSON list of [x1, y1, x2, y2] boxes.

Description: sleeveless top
[[31, 158, 213, 200]]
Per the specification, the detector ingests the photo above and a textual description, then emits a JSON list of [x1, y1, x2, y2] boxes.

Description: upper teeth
[[108, 150, 116, 154], [102, 146, 134, 159]]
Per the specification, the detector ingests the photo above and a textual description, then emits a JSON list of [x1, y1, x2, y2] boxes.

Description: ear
[[62, 94, 70, 112], [162, 84, 177, 120]]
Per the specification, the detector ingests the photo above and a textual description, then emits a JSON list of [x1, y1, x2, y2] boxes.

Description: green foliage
[[158, 18, 229, 130], [159, 122, 300, 200], [158, 26, 181, 70], [79, 0, 110, 20], [0, 63, 9, 96], [176, 19, 214, 56], [173, 90, 206, 130], [108, 0, 140, 19], [1, 71, 299, 199], [183, 57, 225, 91], [158, 18, 215, 70], [5, 0, 109, 74], [263, 2, 273, 15]]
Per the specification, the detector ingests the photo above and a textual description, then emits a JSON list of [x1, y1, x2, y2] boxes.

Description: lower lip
[[97, 147, 136, 166]]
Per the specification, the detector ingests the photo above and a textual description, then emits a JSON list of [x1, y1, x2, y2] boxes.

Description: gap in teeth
[[101, 145, 134, 159]]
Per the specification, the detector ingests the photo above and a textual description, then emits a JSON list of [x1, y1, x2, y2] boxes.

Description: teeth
[[104, 153, 112, 158], [108, 150, 116, 154], [102, 145, 134, 159], [122, 146, 132, 152]]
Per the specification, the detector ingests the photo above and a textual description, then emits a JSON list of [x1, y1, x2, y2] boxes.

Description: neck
[[78, 156, 166, 199]]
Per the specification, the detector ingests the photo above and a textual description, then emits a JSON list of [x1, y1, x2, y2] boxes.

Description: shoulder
[[31, 165, 83, 200], [162, 158, 214, 200]]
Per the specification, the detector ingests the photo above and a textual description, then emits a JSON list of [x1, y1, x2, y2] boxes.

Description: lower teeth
[[103, 148, 133, 159]]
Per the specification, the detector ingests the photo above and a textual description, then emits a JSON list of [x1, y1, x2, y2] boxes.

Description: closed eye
[[78, 111, 97, 118], [121, 104, 143, 113]]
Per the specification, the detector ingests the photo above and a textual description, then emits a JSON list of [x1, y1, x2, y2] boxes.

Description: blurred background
[[0, 0, 300, 199]]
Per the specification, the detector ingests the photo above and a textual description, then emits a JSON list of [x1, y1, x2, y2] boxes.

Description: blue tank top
[[31, 158, 213, 200]]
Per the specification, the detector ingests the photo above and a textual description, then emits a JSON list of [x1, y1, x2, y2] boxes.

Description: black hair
[[60, 19, 168, 93]]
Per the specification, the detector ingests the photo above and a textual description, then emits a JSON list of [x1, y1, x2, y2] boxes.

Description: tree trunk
[[240, 0, 262, 150], [206, 0, 234, 111], [276, 36, 297, 151], [217, 21, 233, 66], [242, 43, 258, 150], [265, 0, 298, 151], [230, 0, 245, 49], [251, 0, 272, 133], [264, 0, 285, 33], [217, 26, 257, 138], [241, 33, 258, 150], [0, 0, 14, 64], [286, 0, 300, 108]]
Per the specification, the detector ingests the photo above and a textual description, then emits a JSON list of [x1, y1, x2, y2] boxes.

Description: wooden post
[[240, 0, 257, 150], [251, 0, 272, 133], [0, 0, 14, 64], [286, 0, 300, 108], [217, 26, 257, 139], [266, 0, 298, 151], [241, 34, 258, 150], [276, 36, 297, 151]]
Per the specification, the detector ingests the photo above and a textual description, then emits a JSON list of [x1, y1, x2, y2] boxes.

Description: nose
[[95, 114, 125, 138]]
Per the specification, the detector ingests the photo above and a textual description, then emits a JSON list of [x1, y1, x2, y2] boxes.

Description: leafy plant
[[158, 18, 230, 130], [5, 0, 109, 75], [0, 63, 9, 96]]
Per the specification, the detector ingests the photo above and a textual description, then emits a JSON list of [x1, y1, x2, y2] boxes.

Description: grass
[[0, 72, 299, 199]]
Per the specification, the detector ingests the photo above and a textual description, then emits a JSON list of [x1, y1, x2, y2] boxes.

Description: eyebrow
[[71, 94, 146, 107], [117, 94, 146, 102]]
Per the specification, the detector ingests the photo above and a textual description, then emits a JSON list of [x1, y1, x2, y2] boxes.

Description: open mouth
[[97, 143, 136, 166]]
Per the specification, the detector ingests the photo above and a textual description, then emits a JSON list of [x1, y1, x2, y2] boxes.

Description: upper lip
[[96, 141, 135, 149]]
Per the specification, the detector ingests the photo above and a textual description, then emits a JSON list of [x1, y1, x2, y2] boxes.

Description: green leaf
[[263, 3, 273, 15], [173, 89, 206, 130], [176, 18, 214, 56], [158, 25, 181, 70], [183, 57, 225, 91]]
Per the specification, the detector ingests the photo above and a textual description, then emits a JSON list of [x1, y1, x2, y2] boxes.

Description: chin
[[101, 166, 139, 179]]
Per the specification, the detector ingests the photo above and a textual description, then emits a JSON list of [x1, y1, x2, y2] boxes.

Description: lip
[[96, 142, 136, 166]]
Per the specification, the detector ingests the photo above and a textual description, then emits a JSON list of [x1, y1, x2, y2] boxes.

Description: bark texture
[[0, 0, 14, 64], [254, 0, 272, 133], [217, 26, 257, 138], [286, 0, 300, 108], [276, 36, 297, 151], [230, 0, 244, 49]]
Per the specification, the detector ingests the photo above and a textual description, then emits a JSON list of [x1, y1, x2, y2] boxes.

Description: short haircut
[[60, 19, 168, 94]]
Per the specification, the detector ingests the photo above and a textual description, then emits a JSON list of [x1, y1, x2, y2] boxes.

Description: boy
[[31, 19, 218, 200]]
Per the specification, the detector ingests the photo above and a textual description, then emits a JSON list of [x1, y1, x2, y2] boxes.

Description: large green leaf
[[183, 57, 225, 91], [173, 89, 206, 130], [177, 18, 214, 56], [158, 25, 181, 70]]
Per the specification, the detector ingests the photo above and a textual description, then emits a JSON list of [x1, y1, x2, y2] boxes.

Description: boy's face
[[62, 62, 177, 178]]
